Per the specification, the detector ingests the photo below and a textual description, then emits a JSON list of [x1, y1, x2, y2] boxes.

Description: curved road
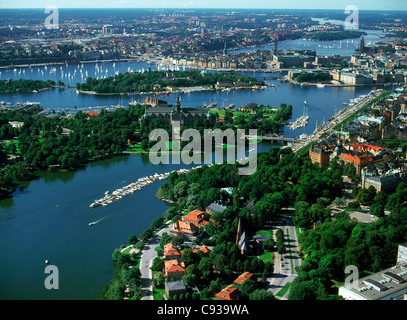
[[140, 225, 170, 300]]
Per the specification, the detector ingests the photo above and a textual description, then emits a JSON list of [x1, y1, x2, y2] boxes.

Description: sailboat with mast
[[287, 104, 310, 130]]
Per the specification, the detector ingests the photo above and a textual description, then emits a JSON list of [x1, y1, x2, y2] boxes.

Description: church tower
[[170, 94, 183, 125], [360, 35, 365, 54]]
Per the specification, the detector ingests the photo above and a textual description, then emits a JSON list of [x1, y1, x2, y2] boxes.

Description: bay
[[0, 33, 396, 299]]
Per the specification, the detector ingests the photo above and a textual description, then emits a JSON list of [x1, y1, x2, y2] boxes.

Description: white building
[[339, 243, 407, 300]]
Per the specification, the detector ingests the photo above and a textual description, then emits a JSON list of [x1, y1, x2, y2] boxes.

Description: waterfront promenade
[[290, 89, 385, 153]]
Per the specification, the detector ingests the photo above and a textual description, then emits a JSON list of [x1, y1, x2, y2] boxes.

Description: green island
[[75, 70, 265, 94], [303, 30, 367, 41], [102, 147, 407, 300], [0, 78, 57, 93]]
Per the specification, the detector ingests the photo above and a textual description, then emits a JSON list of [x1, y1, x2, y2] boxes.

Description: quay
[[290, 88, 386, 153]]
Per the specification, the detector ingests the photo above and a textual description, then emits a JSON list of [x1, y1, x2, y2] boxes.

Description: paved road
[[265, 208, 301, 300], [140, 225, 170, 300]]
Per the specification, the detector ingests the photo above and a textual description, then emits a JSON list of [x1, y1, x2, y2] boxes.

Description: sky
[[0, 0, 406, 10]]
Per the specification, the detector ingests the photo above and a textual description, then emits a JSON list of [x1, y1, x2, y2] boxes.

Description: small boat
[[45, 260, 49, 264], [89, 222, 96, 226]]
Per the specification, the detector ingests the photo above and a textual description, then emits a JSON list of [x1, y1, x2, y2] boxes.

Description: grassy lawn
[[126, 143, 144, 153], [276, 282, 291, 298], [210, 109, 245, 118], [286, 228, 294, 273], [295, 227, 302, 240], [153, 286, 167, 300], [259, 251, 273, 264], [211, 107, 279, 119], [3, 140, 21, 154], [256, 229, 273, 237]]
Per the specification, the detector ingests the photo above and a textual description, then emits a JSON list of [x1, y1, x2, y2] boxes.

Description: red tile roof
[[164, 260, 186, 276], [183, 210, 204, 223], [163, 243, 181, 258], [234, 272, 254, 285], [216, 285, 240, 300]]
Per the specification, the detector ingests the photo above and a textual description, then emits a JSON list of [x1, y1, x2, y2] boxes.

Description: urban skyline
[[0, 0, 406, 10]]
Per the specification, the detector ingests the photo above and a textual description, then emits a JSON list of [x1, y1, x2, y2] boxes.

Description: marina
[[287, 103, 310, 130], [89, 168, 196, 209]]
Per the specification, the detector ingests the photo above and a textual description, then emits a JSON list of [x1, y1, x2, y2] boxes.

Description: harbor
[[287, 102, 310, 130], [89, 168, 196, 209]]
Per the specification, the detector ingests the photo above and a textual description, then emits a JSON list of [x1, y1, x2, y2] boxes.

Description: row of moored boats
[[89, 168, 197, 208]]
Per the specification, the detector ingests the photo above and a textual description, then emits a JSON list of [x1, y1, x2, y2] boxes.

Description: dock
[[89, 168, 197, 208]]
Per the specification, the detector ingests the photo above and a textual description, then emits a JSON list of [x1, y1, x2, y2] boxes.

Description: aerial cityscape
[[1, 0, 407, 308]]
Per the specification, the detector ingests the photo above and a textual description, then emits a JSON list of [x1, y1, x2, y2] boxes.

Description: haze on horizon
[[0, 0, 406, 11]]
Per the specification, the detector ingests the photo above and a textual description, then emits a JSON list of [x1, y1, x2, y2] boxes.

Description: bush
[[347, 201, 361, 211]]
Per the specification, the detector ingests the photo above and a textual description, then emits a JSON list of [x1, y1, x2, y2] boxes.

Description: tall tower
[[274, 38, 278, 55], [360, 35, 365, 54], [223, 41, 227, 56], [171, 94, 183, 124]]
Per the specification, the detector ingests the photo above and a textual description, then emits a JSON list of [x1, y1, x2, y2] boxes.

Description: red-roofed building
[[234, 272, 254, 285], [164, 259, 186, 281], [84, 110, 99, 118], [350, 143, 386, 153], [192, 245, 211, 256], [163, 243, 181, 260], [216, 285, 241, 301], [183, 210, 206, 227], [170, 220, 199, 235], [338, 146, 391, 176]]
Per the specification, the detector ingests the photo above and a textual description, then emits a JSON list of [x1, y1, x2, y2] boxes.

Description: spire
[[175, 94, 181, 110], [144, 105, 148, 117], [223, 41, 227, 56]]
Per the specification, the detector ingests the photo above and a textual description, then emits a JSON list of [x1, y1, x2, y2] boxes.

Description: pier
[[89, 168, 198, 208]]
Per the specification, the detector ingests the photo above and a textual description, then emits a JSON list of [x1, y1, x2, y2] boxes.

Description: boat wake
[[88, 217, 106, 226]]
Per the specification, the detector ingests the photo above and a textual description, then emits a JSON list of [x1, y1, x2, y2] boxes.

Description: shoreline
[[0, 58, 133, 70]]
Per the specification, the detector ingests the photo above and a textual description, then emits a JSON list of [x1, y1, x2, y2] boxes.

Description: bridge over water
[[246, 135, 307, 143]]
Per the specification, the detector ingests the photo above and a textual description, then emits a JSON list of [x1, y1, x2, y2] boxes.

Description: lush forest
[[0, 105, 146, 198], [75, 70, 264, 94], [0, 78, 56, 93]]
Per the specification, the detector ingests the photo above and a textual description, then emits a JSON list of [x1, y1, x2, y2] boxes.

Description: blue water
[[0, 33, 395, 299]]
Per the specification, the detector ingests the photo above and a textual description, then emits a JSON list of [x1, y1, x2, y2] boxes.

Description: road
[[265, 208, 301, 300], [291, 90, 383, 153], [139, 225, 170, 300]]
